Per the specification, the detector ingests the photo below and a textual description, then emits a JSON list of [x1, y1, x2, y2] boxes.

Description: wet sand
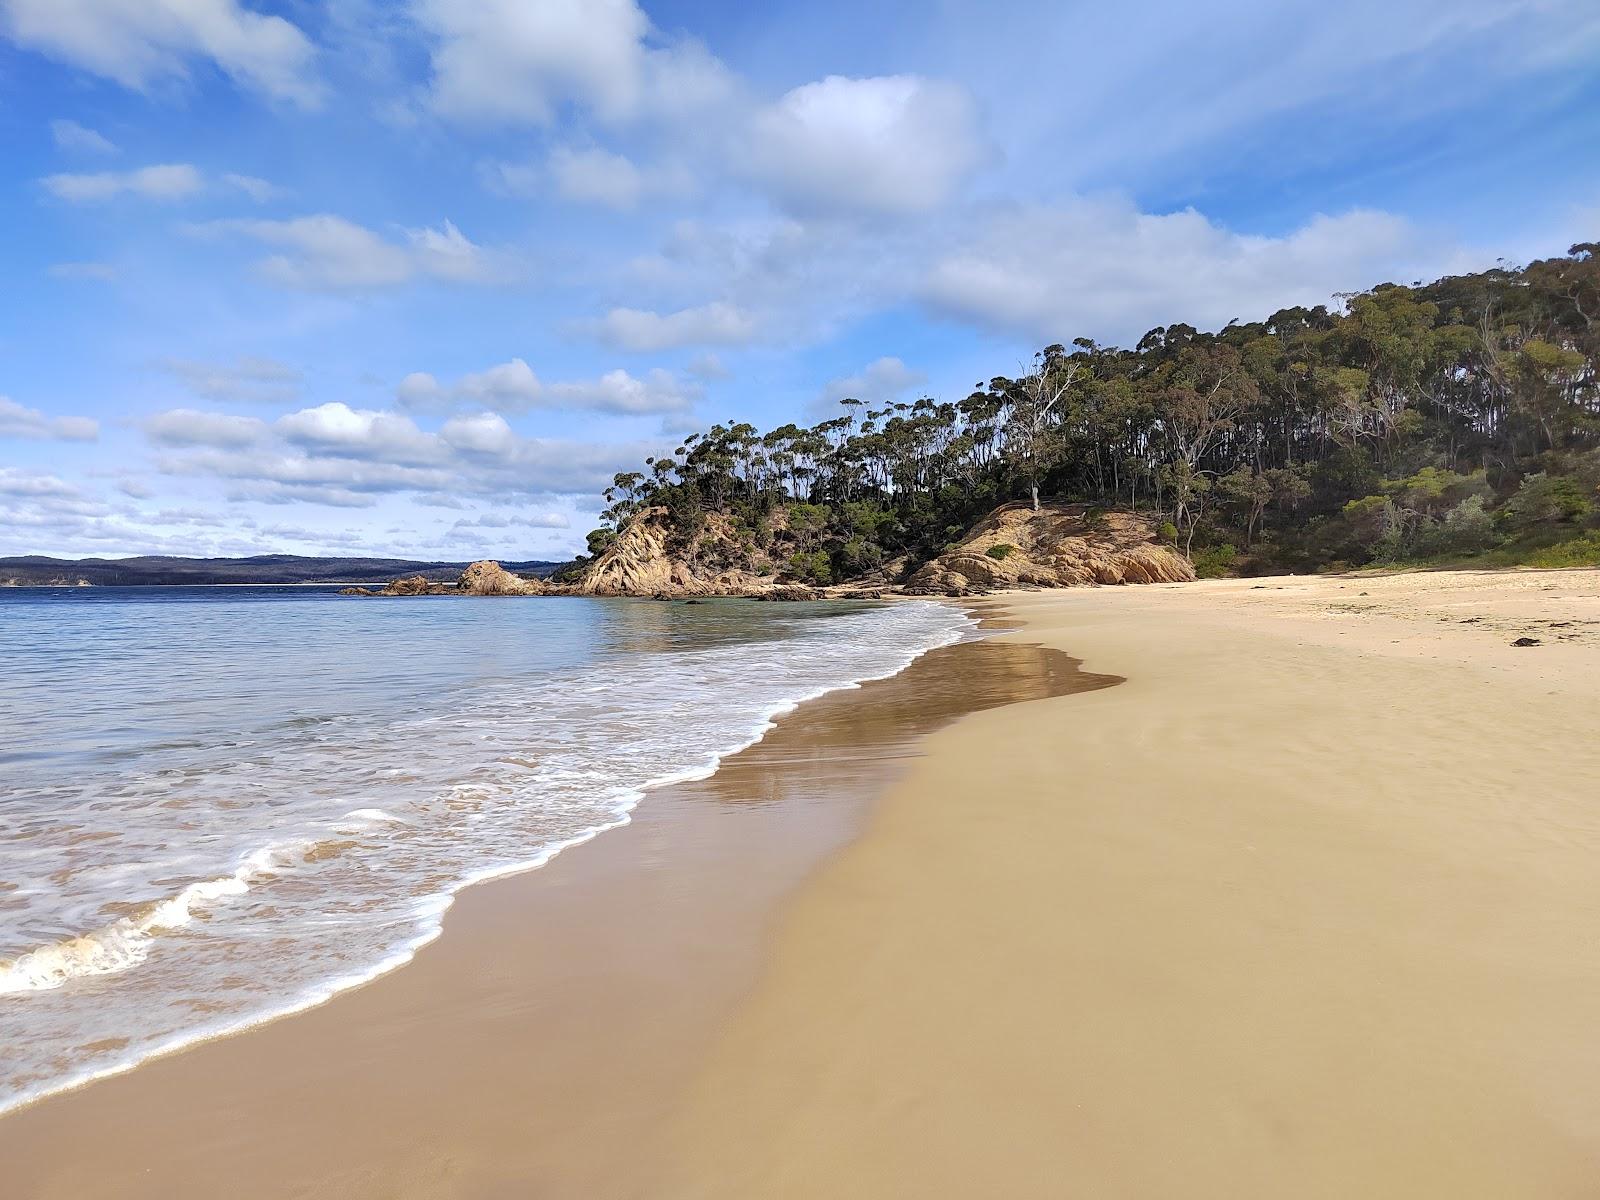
[[0, 631, 1111, 1199], [666, 570, 1600, 1198]]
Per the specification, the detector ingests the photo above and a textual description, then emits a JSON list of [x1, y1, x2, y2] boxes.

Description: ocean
[[0, 587, 970, 1114]]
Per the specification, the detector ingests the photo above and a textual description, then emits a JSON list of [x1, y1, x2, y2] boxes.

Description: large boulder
[[381, 574, 436, 596], [458, 560, 543, 596]]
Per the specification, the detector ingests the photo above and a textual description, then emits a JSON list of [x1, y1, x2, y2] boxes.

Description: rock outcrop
[[569, 507, 774, 597], [382, 574, 438, 596], [902, 503, 1194, 596], [458, 560, 543, 596]]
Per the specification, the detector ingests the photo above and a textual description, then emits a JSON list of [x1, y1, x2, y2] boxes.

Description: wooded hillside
[[583, 244, 1600, 582]]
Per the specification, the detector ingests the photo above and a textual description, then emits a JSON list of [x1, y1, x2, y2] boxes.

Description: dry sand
[[663, 569, 1600, 1199], [6, 568, 1600, 1198]]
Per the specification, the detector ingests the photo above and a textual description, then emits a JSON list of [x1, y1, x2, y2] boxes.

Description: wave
[[0, 842, 304, 995]]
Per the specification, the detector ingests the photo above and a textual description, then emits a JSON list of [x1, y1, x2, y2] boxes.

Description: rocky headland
[[347, 504, 1191, 601]]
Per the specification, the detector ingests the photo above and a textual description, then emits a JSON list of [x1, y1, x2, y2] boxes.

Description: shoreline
[[0, 596, 971, 1121], [0, 609, 1110, 1198]]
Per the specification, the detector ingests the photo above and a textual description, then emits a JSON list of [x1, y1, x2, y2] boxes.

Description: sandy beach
[[666, 569, 1600, 1198], [6, 569, 1600, 1197]]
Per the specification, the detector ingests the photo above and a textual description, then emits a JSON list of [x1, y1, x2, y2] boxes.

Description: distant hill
[[0, 554, 565, 587]]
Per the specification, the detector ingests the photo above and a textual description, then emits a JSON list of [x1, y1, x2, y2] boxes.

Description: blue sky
[[1, 0, 1597, 561]]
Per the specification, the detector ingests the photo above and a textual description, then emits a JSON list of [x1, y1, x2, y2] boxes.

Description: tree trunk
[[1030, 482, 1040, 511]]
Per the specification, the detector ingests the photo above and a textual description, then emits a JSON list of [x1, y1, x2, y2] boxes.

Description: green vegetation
[[584, 245, 1600, 581], [986, 543, 1017, 560]]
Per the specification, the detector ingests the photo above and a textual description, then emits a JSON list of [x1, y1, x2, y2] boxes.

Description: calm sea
[[0, 587, 969, 1113]]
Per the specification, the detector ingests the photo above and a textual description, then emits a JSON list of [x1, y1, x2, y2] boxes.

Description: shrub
[[1421, 495, 1496, 555], [1526, 530, 1600, 568], [985, 543, 1016, 560], [1158, 521, 1179, 544], [1192, 543, 1238, 579], [785, 550, 833, 585], [1082, 506, 1107, 529], [1501, 473, 1592, 531]]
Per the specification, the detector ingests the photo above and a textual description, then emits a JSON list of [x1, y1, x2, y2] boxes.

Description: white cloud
[[820, 357, 925, 407], [457, 358, 541, 408], [550, 146, 643, 210], [50, 118, 116, 154], [400, 357, 698, 415], [149, 403, 666, 505], [223, 172, 280, 201], [414, 0, 738, 133], [440, 411, 517, 455], [159, 355, 302, 404], [414, 0, 648, 123], [1, 0, 321, 107], [922, 198, 1446, 344], [485, 145, 691, 210], [0, 467, 84, 499], [549, 368, 697, 414], [276, 403, 439, 464], [195, 214, 500, 290], [0, 396, 99, 441], [592, 301, 756, 352], [746, 75, 983, 215], [145, 408, 268, 448], [42, 163, 203, 202]]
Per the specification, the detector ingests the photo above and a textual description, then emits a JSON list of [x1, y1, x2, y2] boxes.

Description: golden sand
[[664, 569, 1600, 1198]]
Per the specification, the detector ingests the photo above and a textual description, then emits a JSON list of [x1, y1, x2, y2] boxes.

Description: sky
[[1, 0, 1597, 562]]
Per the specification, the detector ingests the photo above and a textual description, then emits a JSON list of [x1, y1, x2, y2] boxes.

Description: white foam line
[[0, 600, 976, 1119]]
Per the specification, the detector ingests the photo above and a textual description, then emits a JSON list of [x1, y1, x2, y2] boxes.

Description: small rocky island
[[341, 560, 544, 597]]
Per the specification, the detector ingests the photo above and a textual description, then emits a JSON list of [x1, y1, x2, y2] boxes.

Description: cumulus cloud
[[592, 302, 756, 352], [41, 163, 203, 201], [277, 403, 439, 464], [193, 214, 501, 290], [0, 0, 322, 107], [159, 355, 302, 404], [746, 75, 984, 215], [145, 408, 268, 448], [50, 117, 116, 154], [399, 358, 698, 415], [922, 198, 1441, 344], [440, 411, 518, 455], [0, 396, 99, 441], [414, 0, 648, 123]]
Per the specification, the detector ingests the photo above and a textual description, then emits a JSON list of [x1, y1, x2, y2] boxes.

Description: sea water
[[0, 587, 970, 1113]]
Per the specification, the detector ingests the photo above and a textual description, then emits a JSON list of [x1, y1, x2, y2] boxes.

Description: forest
[[585, 244, 1600, 582]]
